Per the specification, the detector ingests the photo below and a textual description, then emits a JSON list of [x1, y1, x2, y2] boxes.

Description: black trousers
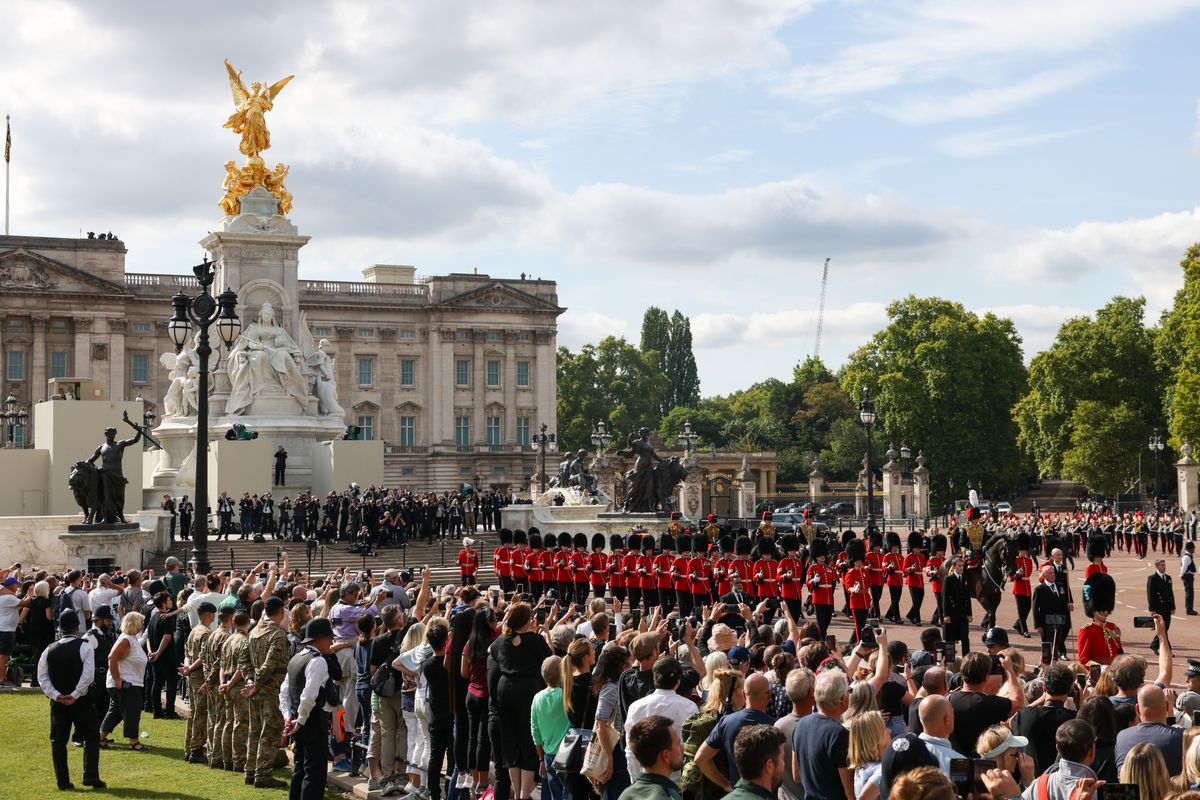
[[75, 683, 108, 744], [885, 585, 903, 621], [849, 607, 867, 644], [51, 697, 100, 787], [869, 585, 883, 617], [1185, 574, 1195, 613], [427, 723, 451, 800], [677, 590, 693, 618], [487, 707, 512, 800], [627, 586, 641, 610], [179, 515, 192, 540], [290, 720, 329, 800], [151, 658, 179, 716], [1015, 595, 1031, 634], [101, 685, 143, 740], [932, 590, 943, 623], [464, 693, 491, 771], [907, 587, 925, 624], [814, 603, 833, 637], [452, 704, 470, 779], [1151, 612, 1172, 652], [659, 586, 675, 614], [274, 464, 285, 485], [944, 618, 970, 658], [642, 587, 660, 611], [1041, 624, 1069, 660], [784, 598, 804, 621]]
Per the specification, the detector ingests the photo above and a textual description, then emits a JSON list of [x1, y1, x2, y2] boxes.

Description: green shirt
[[163, 570, 187, 599], [724, 778, 775, 800], [530, 687, 570, 755], [618, 773, 683, 800]]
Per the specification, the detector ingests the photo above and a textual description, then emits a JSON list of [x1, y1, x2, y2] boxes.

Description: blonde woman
[[682, 669, 744, 800], [1122, 743, 1172, 800], [844, 680, 878, 724], [848, 710, 889, 800], [392, 620, 430, 793], [530, 656, 569, 800], [700, 651, 729, 699], [1176, 733, 1200, 792], [100, 611, 149, 750], [976, 725, 1035, 788]]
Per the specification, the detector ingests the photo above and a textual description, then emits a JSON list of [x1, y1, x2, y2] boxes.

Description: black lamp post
[[1149, 428, 1164, 510], [168, 256, 241, 575], [590, 420, 612, 453], [3, 394, 28, 448], [134, 396, 158, 450], [859, 386, 876, 534], [675, 420, 699, 456], [531, 423, 556, 495]]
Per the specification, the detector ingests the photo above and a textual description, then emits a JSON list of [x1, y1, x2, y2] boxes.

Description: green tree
[[839, 296, 1027, 503], [1013, 296, 1163, 477], [819, 418, 868, 480], [1061, 401, 1145, 497], [660, 402, 733, 448], [666, 310, 701, 408], [556, 337, 670, 452], [1157, 244, 1200, 450], [640, 307, 671, 416]]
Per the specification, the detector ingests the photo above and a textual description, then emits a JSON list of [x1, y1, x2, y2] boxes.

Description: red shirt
[[1011, 555, 1034, 596], [672, 556, 691, 591], [572, 551, 588, 582], [778, 557, 804, 599], [588, 552, 608, 586], [715, 557, 735, 596], [926, 555, 945, 593], [638, 554, 656, 590], [1077, 621, 1122, 665], [609, 552, 626, 588], [807, 562, 837, 606], [754, 558, 778, 597], [865, 552, 886, 587], [654, 554, 674, 589], [458, 548, 479, 574], [904, 554, 926, 588], [884, 553, 904, 587], [1084, 563, 1108, 580], [689, 556, 712, 594], [843, 567, 870, 609]]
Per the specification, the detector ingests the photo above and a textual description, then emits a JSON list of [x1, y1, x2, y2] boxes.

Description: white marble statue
[[160, 332, 200, 417], [306, 338, 345, 417], [224, 301, 310, 415]]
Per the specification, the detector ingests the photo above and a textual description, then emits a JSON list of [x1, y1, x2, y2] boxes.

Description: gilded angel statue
[[222, 59, 294, 158]]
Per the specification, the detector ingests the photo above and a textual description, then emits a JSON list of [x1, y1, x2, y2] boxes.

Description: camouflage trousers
[[207, 690, 228, 766], [246, 681, 284, 781], [185, 675, 209, 756], [222, 691, 250, 770]]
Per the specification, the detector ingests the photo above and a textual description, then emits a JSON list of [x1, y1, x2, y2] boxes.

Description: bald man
[[917, 694, 964, 771], [696, 672, 774, 790], [1114, 684, 1183, 775]]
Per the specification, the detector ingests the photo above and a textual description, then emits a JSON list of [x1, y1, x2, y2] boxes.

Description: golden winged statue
[[223, 59, 293, 157]]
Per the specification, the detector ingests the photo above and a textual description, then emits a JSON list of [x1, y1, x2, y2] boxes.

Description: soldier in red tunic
[[623, 532, 643, 609], [638, 535, 658, 610], [494, 528, 514, 594], [778, 534, 806, 621], [673, 535, 693, 617], [807, 537, 837, 636], [523, 531, 541, 598], [572, 532, 590, 604], [904, 532, 927, 626], [1077, 571, 1122, 665], [926, 533, 948, 627], [714, 536, 735, 598], [655, 534, 677, 614], [608, 534, 627, 603], [865, 532, 886, 619], [1011, 532, 1034, 638], [731, 535, 755, 598], [883, 532, 904, 624], [589, 534, 609, 601], [754, 537, 779, 608], [553, 532, 572, 599], [689, 534, 714, 611], [457, 537, 480, 585], [843, 538, 871, 643]]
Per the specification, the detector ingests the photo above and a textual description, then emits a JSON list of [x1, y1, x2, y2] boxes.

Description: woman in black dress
[[562, 638, 598, 800], [489, 603, 552, 800], [25, 581, 54, 687]]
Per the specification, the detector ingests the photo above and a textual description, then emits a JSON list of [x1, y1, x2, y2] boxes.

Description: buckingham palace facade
[[0, 233, 562, 492]]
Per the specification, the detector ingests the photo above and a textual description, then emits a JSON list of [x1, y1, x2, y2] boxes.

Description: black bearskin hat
[[678, 535, 691, 553], [660, 533, 676, 551], [735, 535, 753, 556], [1083, 571, 1116, 617], [781, 533, 799, 553], [810, 537, 829, 560], [513, 529, 527, 546], [693, 534, 709, 553], [1086, 534, 1107, 562], [573, 532, 588, 549], [1015, 532, 1030, 552], [908, 532, 925, 552], [500, 528, 513, 545], [719, 535, 735, 554], [641, 535, 656, 552], [609, 533, 625, 551], [528, 526, 541, 538], [869, 531, 883, 550], [756, 537, 776, 559], [931, 533, 948, 554], [557, 531, 572, 548], [592, 533, 607, 551], [887, 531, 902, 551], [527, 532, 541, 550], [846, 537, 866, 565]]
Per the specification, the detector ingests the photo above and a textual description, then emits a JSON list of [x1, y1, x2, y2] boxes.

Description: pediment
[[353, 400, 381, 412], [435, 282, 562, 314], [394, 401, 422, 413], [0, 248, 132, 295]]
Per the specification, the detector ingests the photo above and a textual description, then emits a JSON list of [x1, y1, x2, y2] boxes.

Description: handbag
[[552, 729, 594, 774], [581, 722, 620, 784]]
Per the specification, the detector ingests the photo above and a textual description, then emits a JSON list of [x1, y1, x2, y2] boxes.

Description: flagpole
[[4, 114, 9, 235]]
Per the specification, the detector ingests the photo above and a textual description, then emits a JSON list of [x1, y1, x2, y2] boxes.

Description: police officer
[[77, 605, 116, 748], [243, 596, 290, 788], [281, 617, 342, 800], [39, 609, 104, 790]]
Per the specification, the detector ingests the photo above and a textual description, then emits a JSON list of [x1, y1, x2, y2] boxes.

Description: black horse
[[965, 533, 1017, 630]]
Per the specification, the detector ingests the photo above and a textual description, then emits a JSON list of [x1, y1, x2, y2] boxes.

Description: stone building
[[0, 234, 562, 492]]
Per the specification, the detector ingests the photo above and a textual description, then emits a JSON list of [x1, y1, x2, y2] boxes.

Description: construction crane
[[813, 257, 831, 360]]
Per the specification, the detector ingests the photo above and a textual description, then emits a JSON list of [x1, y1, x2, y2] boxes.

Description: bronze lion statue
[[69, 460, 99, 524]]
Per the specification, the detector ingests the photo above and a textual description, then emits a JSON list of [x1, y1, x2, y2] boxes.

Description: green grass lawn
[[0, 692, 343, 799]]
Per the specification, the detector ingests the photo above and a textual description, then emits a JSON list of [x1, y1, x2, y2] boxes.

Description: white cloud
[[671, 148, 754, 174], [939, 126, 1097, 158], [556, 308, 631, 350], [692, 314, 751, 348]]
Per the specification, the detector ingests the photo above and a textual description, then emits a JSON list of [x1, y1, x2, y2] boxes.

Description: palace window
[[455, 330, 471, 341], [132, 353, 150, 383], [455, 416, 471, 446], [358, 328, 374, 338], [486, 360, 501, 387], [132, 322, 151, 334], [400, 359, 415, 387], [358, 357, 374, 386], [398, 416, 415, 446], [357, 415, 375, 440], [402, 467, 414, 476], [399, 330, 416, 340], [516, 361, 530, 387], [486, 416, 502, 445], [455, 359, 470, 387], [516, 416, 530, 446], [315, 327, 331, 337], [5, 351, 23, 380], [487, 331, 502, 341], [50, 351, 68, 379], [516, 332, 530, 341]]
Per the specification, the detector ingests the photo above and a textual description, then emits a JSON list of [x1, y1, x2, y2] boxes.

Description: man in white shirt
[[182, 574, 228, 628], [369, 569, 409, 611], [917, 694, 963, 771], [87, 575, 121, 621], [38, 609, 103, 789], [624, 657, 699, 780], [0, 574, 30, 687], [280, 617, 341, 800]]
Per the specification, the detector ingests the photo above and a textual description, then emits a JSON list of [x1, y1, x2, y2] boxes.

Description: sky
[[3, 1, 1200, 395]]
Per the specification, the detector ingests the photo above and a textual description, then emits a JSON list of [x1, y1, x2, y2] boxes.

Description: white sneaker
[[368, 778, 383, 791], [457, 774, 471, 789]]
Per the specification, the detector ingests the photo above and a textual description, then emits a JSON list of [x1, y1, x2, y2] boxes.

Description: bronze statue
[[82, 412, 142, 524], [617, 428, 687, 513], [549, 449, 599, 496]]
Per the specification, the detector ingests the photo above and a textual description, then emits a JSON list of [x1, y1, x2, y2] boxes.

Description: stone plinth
[[1178, 445, 1199, 513], [501, 507, 681, 545], [33, 399, 144, 517], [0, 515, 160, 572], [311, 439, 384, 497]]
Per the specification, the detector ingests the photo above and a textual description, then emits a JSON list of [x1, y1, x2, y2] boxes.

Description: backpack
[[679, 709, 722, 793], [54, 587, 78, 627], [369, 631, 403, 698]]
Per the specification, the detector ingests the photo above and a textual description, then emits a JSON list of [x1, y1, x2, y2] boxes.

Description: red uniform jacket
[[689, 556, 712, 595], [588, 552, 608, 587], [654, 554, 674, 589], [1083, 563, 1108, 580], [622, 552, 640, 587], [458, 548, 479, 575], [754, 558, 778, 597], [778, 556, 804, 600], [512, 547, 527, 580], [714, 557, 734, 596], [1011, 555, 1033, 597], [865, 552, 886, 587], [609, 552, 626, 589], [524, 549, 541, 582], [672, 556, 691, 591], [494, 546, 511, 577], [638, 554, 656, 590], [1077, 621, 1122, 665], [904, 554, 926, 588], [807, 562, 837, 606], [926, 555, 946, 593], [843, 567, 870, 609], [731, 557, 755, 588], [572, 551, 588, 583], [884, 553, 904, 587]]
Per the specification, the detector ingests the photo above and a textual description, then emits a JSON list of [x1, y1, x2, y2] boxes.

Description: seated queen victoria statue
[[224, 301, 310, 415]]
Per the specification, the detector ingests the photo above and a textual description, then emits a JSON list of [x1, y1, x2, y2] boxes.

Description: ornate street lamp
[[531, 423, 556, 495], [1149, 428, 1165, 510], [859, 386, 877, 534], [900, 443, 911, 477], [591, 420, 612, 453], [2, 394, 28, 448], [167, 255, 240, 574], [676, 420, 699, 457]]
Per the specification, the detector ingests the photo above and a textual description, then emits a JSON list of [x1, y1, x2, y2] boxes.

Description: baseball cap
[[1178, 691, 1200, 717], [982, 627, 1009, 647], [979, 728, 1030, 759], [197, 601, 218, 615], [1, 576, 18, 588], [727, 646, 751, 666]]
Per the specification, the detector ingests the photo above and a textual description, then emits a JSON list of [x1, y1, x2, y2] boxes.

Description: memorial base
[[501, 507, 682, 548]]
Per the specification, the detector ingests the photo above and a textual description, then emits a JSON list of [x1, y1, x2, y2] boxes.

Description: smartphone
[[515, 583, 525, 597], [990, 655, 1005, 676], [535, 606, 548, 624], [1076, 673, 1087, 688], [1041, 641, 1053, 663], [1089, 663, 1102, 684], [942, 642, 956, 663], [1133, 615, 1155, 629], [949, 758, 973, 798], [1099, 784, 1140, 800], [866, 617, 881, 629]]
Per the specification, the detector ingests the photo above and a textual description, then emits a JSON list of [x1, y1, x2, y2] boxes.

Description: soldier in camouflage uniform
[[243, 596, 291, 788], [205, 606, 234, 769], [220, 611, 253, 773], [181, 602, 217, 763]]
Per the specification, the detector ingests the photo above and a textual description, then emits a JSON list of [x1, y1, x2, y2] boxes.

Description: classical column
[[0, 314, 6, 391], [503, 335, 516, 443], [107, 318, 127, 400], [534, 330, 556, 432], [425, 327, 441, 445], [473, 330, 485, 445], [72, 318, 93, 378], [31, 315, 48, 403]]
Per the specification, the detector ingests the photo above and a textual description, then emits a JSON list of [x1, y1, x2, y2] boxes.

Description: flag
[[4, 117, 9, 164]]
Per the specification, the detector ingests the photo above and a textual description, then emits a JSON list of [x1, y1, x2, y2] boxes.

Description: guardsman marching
[[608, 534, 627, 603], [904, 532, 927, 626], [655, 534, 676, 613], [865, 532, 885, 618], [589, 534, 609, 602], [623, 531, 643, 610], [883, 532, 904, 624], [778, 534, 806, 621], [807, 538, 837, 636], [1011, 533, 1034, 638], [572, 533, 590, 605], [673, 535, 693, 616], [494, 529, 514, 594], [714, 536, 735, 598], [926, 533, 947, 626], [689, 534, 714, 611], [754, 537, 779, 607], [843, 539, 870, 643], [638, 535, 658, 610], [1084, 534, 1108, 581]]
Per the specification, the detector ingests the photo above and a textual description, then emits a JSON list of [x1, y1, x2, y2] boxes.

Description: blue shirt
[[704, 707, 774, 785], [792, 711, 850, 800]]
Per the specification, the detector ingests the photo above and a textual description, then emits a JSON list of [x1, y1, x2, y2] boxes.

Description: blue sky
[[3, 1, 1200, 394]]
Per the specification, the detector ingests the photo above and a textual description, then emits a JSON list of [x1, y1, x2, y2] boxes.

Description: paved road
[[823, 542, 1199, 674]]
